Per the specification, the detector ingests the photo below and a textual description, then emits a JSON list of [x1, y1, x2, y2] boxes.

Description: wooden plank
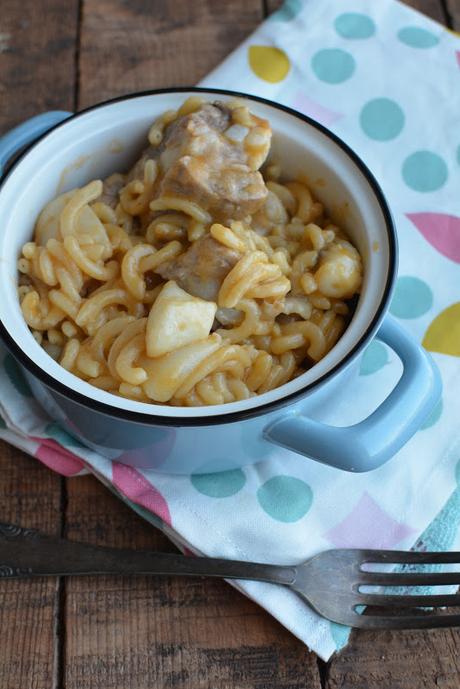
[[64, 476, 320, 689], [0, 0, 79, 133], [400, 0, 447, 22], [0, 2, 78, 687], [78, 0, 264, 109], [264, 0, 283, 16], [326, 626, 460, 689], [0, 443, 63, 689], [264, 0, 284, 14], [446, 0, 460, 29]]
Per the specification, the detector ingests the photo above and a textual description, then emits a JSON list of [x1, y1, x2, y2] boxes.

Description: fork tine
[[348, 613, 460, 630], [357, 593, 460, 608], [359, 550, 460, 565], [360, 571, 460, 587]]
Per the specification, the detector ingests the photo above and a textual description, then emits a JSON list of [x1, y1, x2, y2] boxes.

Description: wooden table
[[1, 1, 459, 686]]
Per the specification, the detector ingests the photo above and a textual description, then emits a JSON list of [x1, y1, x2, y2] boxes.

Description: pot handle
[[0, 111, 72, 177], [263, 315, 442, 472]]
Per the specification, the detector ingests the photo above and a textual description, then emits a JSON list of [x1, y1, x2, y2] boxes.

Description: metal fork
[[1, 522, 460, 629]]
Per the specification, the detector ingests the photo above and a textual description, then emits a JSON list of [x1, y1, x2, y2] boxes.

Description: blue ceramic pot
[[0, 88, 441, 473]]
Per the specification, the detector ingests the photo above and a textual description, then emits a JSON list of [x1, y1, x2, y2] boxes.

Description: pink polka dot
[[34, 439, 85, 476], [112, 462, 171, 526], [406, 212, 460, 263]]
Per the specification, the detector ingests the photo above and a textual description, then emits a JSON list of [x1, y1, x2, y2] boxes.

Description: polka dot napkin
[[1, 0, 460, 661]]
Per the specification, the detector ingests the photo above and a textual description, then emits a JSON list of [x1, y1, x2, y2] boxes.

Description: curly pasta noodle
[[18, 97, 363, 405]]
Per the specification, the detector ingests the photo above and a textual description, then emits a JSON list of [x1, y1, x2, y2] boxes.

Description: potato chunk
[[314, 241, 362, 299], [146, 280, 217, 357], [142, 333, 222, 402]]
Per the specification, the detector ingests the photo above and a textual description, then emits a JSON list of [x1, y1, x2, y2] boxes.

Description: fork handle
[[0, 523, 296, 586]]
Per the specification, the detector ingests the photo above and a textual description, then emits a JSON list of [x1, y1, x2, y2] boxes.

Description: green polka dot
[[360, 98, 405, 141], [398, 26, 440, 48], [257, 476, 313, 522], [330, 621, 351, 650], [334, 13, 375, 39], [359, 341, 388, 375], [0, 414, 6, 429], [420, 398, 443, 430], [3, 353, 32, 397], [191, 468, 246, 498], [45, 422, 86, 448], [402, 151, 448, 192], [390, 276, 433, 319], [270, 0, 302, 22], [311, 49, 355, 84]]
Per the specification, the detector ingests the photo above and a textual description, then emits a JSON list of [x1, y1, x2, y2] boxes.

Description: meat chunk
[[100, 173, 125, 208], [160, 156, 267, 221], [125, 101, 271, 221], [126, 145, 159, 184], [126, 103, 231, 184], [251, 189, 289, 232], [158, 104, 268, 220], [156, 235, 240, 301]]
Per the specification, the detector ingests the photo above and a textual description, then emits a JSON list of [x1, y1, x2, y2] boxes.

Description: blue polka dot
[[330, 621, 351, 650], [398, 26, 440, 48], [334, 13, 375, 39], [269, 0, 302, 22], [402, 151, 448, 192], [3, 353, 32, 397], [191, 468, 246, 498], [359, 341, 388, 375], [311, 49, 356, 84], [390, 276, 433, 319], [420, 398, 443, 430], [360, 98, 405, 141], [257, 476, 313, 522]]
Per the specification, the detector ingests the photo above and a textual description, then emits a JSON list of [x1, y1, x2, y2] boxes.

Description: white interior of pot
[[0, 91, 391, 418]]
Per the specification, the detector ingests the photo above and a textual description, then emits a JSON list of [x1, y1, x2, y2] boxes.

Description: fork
[[1, 522, 460, 629]]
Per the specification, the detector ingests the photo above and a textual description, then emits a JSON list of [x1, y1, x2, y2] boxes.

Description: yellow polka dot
[[248, 46, 291, 83], [423, 303, 460, 357]]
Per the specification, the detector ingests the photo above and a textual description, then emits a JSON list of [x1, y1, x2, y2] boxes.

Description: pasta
[[18, 97, 363, 406]]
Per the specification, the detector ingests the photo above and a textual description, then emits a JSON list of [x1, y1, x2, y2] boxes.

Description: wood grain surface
[[0, 0, 79, 132], [78, 0, 265, 109], [0, 0, 459, 687], [0, 443, 62, 689]]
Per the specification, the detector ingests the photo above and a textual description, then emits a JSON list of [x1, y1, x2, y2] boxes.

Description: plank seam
[[74, 0, 84, 111], [440, 0, 454, 27], [318, 658, 330, 689]]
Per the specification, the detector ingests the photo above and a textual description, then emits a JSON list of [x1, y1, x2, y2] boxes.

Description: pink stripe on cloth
[[112, 462, 172, 526], [33, 438, 85, 476], [291, 92, 343, 126]]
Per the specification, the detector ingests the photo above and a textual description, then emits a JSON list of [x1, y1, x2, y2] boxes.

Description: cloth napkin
[[1, 0, 460, 661]]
